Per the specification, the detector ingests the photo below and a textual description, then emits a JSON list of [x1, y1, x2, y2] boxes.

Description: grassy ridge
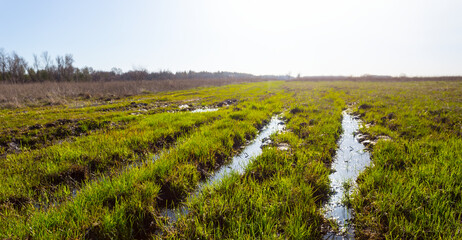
[[0, 111, 222, 203], [346, 81, 462, 239], [0, 111, 223, 238], [0, 81, 282, 158], [1, 80, 461, 239], [168, 88, 345, 239], [353, 138, 462, 239], [0, 82, 283, 154], [0, 81, 283, 129], [1, 85, 286, 239]]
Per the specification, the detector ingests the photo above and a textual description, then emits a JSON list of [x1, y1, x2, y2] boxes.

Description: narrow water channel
[[323, 111, 371, 239], [161, 115, 285, 222], [205, 115, 285, 186]]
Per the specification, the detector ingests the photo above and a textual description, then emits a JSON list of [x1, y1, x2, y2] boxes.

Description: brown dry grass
[[0, 78, 269, 108]]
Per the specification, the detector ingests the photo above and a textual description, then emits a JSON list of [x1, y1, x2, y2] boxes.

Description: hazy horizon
[[1, 0, 462, 77]]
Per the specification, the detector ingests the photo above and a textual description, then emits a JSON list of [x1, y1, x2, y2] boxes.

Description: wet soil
[[0, 119, 115, 157]]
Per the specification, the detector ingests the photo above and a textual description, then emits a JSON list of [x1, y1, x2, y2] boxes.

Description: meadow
[[0, 79, 461, 239]]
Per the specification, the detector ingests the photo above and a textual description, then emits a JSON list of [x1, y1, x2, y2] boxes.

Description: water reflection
[[161, 115, 285, 223], [324, 111, 371, 239]]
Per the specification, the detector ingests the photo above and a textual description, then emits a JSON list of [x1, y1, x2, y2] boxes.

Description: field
[[0, 79, 461, 239]]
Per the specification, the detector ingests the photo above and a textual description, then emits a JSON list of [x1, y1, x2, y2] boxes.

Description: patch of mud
[[44, 165, 88, 186], [98, 98, 206, 114], [0, 119, 115, 157], [355, 133, 392, 149], [99, 97, 230, 115], [0, 196, 30, 210], [358, 104, 372, 110], [289, 106, 304, 114], [260, 137, 291, 151], [100, 101, 152, 113], [84, 207, 157, 240], [170, 99, 235, 113], [156, 181, 186, 208], [215, 99, 238, 107]]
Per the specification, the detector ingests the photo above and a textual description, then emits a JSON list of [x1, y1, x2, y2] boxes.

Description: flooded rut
[[323, 111, 371, 239], [161, 115, 285, 223], [205, 115, 285, 185]]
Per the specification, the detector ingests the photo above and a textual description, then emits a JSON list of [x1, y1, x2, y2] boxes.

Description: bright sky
[[1, 0, 462, 76]]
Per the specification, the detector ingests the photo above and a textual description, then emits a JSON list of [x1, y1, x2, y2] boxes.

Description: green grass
[[343, 81, 462, 239], [1, 80, 461, 239], [353, 138, 462, 239], [168, 87, 344, 239], [0, 111, 221, 202], [0, 82, 287, 239]]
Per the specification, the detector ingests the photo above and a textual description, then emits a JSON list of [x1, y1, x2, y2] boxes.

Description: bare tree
[[0, 48, 7, 81], [41, 51, 52, 71], [111, 67, 123, 75], [80, 66, 93, 81], [40, 51, 54, 81], [33, 54, 41, 71], [7, 52, 28, 83], [55, 55, 64, 82], [64, 54, 74, 81]]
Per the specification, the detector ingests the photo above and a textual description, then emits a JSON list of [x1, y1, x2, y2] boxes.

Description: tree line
[[0, 49, 264, 84]]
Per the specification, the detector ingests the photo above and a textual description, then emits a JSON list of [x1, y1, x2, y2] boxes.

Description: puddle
[[323, 111, 371, 239], [205, 115, 285, 185], [190, 108, 219, 113], [160, 115, 285, 223], [168, 106, 220, 113]]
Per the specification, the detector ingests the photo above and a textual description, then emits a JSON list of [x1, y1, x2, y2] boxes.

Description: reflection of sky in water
[[206, 116, 284, 184], [161, 116, 285, 223], [324, 112, 371, 240], [190, 108, 219, 113]]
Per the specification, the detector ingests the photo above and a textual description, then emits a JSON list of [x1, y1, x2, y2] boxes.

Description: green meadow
[[0, 80, 461, 239]]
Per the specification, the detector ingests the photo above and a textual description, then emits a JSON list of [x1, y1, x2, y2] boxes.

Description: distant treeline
[[2, 49, 460, 84], [0, 49, 291, 84], [293, 75, 462, 82]]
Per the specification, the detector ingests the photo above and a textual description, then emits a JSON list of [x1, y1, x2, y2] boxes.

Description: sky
[[1, 0, 462, 76]]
